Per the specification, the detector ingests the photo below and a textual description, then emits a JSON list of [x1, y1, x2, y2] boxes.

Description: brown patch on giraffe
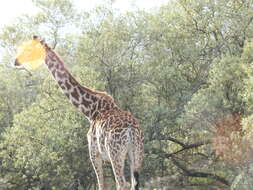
[[82, 98, 92, 107], [71, 88, 80, 100], [91, 95, 98, 102], [57, 71, 67, 79], [56, 63, 64, 70], [92, 111, 99, 120], [90, 104, 97, 115], [114, 133, 120, 139], [58, 81, 63, 86], [114, 128, 123, 133], [65, 93, 70, 98], [79, 86, 86, 95], [55, 64, 60, 69], [65, 81, 71, 90], [102, 99, 107, 107], [105, 103, 111, 110], [52, 69, 57, 77], [69, 76, 78, 86], [97, 100, 102, 110], [80, 107, 89, 115], [72, 101, 79, 108], [47, 61, 54, 69], [58, 81, 66, 90]]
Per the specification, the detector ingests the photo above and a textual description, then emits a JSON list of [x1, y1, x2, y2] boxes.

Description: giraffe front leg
[[88, 135, 105, 190]]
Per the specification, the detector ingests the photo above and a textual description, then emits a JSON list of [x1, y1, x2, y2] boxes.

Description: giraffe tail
[[133, 171, 139, 190], [129, 149, 140, 190], [128, 128, 143, 190]]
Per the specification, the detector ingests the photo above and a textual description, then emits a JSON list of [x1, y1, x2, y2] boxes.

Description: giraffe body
[[15, 37, 144, 190], [89, 109, 144, 189]]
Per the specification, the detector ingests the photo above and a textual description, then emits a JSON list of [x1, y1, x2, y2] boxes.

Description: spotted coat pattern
[[40, 40, 144, 190]]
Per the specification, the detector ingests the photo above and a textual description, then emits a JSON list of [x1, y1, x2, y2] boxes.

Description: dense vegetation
[[0, 0, 253, 189]]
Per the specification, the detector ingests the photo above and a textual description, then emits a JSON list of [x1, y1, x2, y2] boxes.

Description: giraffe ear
[[32, 36, 46, 47], [31, 35, 47, 48], [40, 39, 45, 45]]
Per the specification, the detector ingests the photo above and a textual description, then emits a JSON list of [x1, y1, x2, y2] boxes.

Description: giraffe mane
[[79, 84, 114, 101]]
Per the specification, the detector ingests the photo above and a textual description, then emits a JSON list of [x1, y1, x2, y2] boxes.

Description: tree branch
[[157, 136, 187, 147], [148, 139, 211, 158], [171, 156, 229, 186], [164, 140, 211, 158]]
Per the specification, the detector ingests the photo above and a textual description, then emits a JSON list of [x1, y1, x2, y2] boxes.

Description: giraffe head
[[14, 36, 47, 70]]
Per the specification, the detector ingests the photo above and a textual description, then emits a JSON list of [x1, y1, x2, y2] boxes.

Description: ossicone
[[33, 35, 39, 40]]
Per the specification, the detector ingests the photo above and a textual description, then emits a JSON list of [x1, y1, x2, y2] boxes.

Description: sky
[[0, 0, 169, 29]]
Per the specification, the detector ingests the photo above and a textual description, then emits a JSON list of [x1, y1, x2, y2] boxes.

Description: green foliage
[[0, 65, 103, 189], [182, 56, 247, 132], [0, 66, 41, 132]]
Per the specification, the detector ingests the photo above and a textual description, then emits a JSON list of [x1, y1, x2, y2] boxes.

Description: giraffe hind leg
[[108, 146, 130, 190], [89, 155, 105, 190]]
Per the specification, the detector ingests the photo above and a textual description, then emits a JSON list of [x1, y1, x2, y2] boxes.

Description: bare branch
[[148, 139, 211, 157], [171, 156, 229, 186]]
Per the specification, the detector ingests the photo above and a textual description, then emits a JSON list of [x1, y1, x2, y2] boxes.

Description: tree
[[0, 66, 102, 190]]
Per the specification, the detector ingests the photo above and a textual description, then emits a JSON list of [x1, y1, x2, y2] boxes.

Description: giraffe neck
[[43, 47, 118, 121]]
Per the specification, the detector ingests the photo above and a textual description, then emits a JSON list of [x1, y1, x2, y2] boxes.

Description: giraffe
[[15, 36, 144, 190]]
